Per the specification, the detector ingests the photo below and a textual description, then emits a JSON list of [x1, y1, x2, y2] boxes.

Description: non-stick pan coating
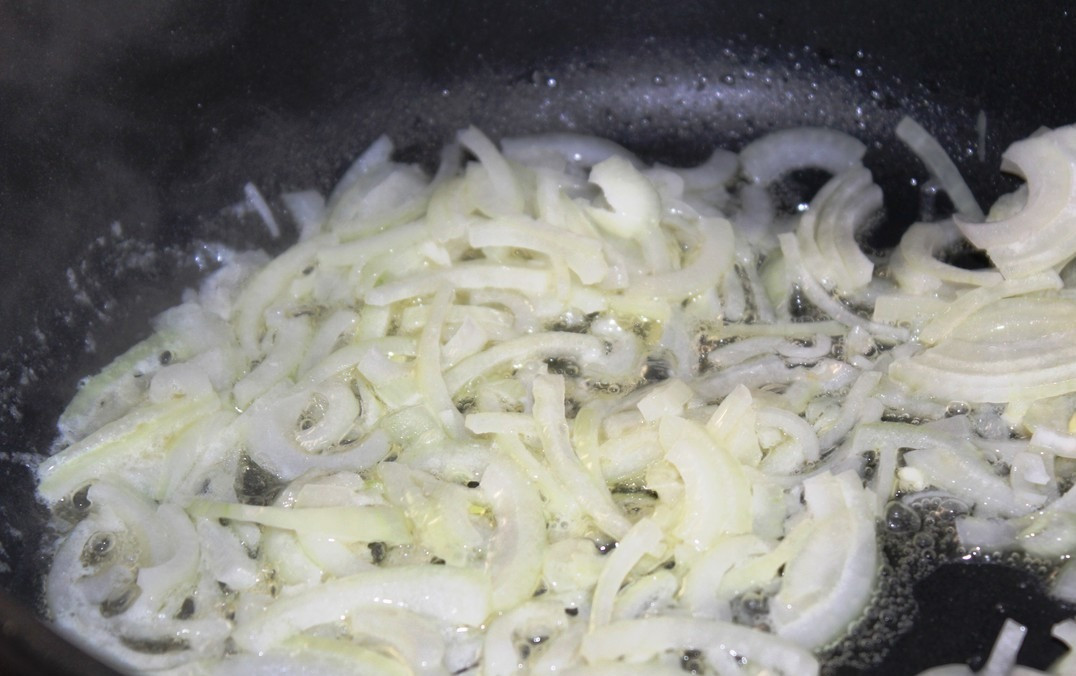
[[2, 2, 1076, 673]]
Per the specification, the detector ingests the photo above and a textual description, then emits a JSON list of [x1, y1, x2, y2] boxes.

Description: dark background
[[1, 1, 1075, 673]]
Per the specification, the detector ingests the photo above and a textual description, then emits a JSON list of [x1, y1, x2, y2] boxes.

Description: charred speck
[[159, 350, 173, 365], [175, 597, 196, 620], [642, 357, 671, 382], [564, 398, 581, 419], [431, 557, 446, 565], [681, 648, 705, 673], [369, 541, 387, 564], [565, 607, 579, 616], [466, 480, 480, 488], [235, 454, 285, 506]]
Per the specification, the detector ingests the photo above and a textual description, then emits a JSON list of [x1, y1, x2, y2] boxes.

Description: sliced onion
[[956, 125, 1076, 278], [739, 127, 866, 186], [896, 116, 984, 221], [232, 566, 492, 653], [580, 616, 819, 676]]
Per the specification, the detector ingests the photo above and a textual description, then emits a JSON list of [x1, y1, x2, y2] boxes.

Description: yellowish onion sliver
[[533, 374, 633, 540], [904, 446, 1032, 518], [580, 616, 820, 676], [585, 155, 662, 243], [189, 499, 411, 543], [483, 600, 575, 676], [415, 288, 465, 435], [232, 566, 492, 654], [611, 569, 677, 623], [232, 234, 335, 354], [233, 316, 313, 409], [710, 319, 848, 339], [779, 232, 910, 343], [679, 533, 770, 619], [756, 406, 822, 464], [467, 217, 609, 285], [596, 427, 663, 482], [910, 343, 1076, 401], [916, 272, 1062, 345], [316, 218, 431, 269], [493, 433, 587, 530], [464, 411, 538, 438], [796, 166, 881, 293], [818, 171, 883, 291], [273, 635, 413, 676], [365, 264, 553, 307], [956, 125, 1076, 278], [660, 415, 753, 549], [126, 503, 201, 618], [481, 456, 546, 612], [329, 163, 432, 238], [344, 607, 447, 676], [739, 126, 866, 186], [444, 332, 604, 395], [890, 221, 1003, 294], [38, 393, 222, 503], [769, 471, 878, 649], [459, 126, 525, 216], [628, 217, 735, 298], [896, 116, 984, 221], [243, 392, 391, 480], [587, 518, 665, 631], [500, 132, 640, 169]]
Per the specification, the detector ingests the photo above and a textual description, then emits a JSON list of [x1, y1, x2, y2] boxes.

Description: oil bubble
[[884, 501, 921, 533]]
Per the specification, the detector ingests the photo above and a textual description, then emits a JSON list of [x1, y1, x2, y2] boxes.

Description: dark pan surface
[[2, 1, 1076, 673]]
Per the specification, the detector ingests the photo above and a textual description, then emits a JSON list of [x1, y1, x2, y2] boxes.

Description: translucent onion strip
[[580, 616, 819, 676], [896, 116, 984, 221], [740, 127, 866, 186], [232, 567, 492, 653], [956, 125, 1076, 278]]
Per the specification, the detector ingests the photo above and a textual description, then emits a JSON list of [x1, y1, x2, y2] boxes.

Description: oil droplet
[[885, 501, 922, 532], [945, 401, 969, 417]]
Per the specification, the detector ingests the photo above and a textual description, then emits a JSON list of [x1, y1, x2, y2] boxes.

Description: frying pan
[[2, 1, 1076, 673]]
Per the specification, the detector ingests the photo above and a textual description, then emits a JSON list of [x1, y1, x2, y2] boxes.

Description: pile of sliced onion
[[36, 119, 1076, 675]]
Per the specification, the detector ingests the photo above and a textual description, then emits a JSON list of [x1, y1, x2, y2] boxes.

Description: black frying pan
[[2, 2, 1076, 674]]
